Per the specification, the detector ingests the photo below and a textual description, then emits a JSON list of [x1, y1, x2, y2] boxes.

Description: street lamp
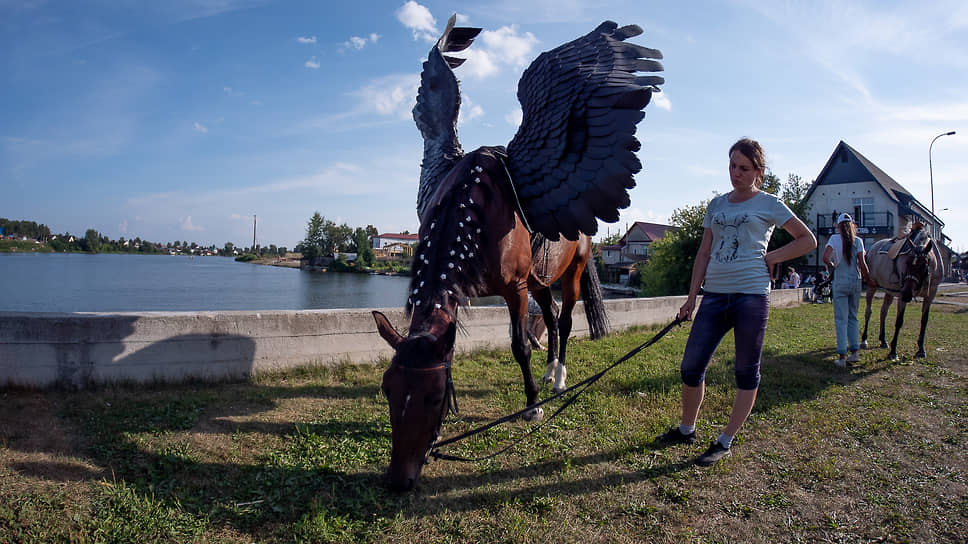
[[929, 130, 956, 238]]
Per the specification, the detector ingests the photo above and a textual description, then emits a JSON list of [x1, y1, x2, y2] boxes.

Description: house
[[600, 221, 677, 284], [803, 141, 952, 276], [372, 233, 419, 258]]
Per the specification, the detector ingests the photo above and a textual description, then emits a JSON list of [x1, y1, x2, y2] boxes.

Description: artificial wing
[[412, 15, 482, 221], [506, 21, 664, 240]]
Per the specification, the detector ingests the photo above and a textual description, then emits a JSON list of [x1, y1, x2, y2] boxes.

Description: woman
[[822, 213, 875, 367], [781, 266, 801, 289], [657, 138, 817, 466]]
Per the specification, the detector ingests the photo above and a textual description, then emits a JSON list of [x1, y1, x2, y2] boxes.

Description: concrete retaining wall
[[0, 289, 806, 389]]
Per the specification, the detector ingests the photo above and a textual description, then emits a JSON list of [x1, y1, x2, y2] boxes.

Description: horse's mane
[[406, 148, 504, 320]]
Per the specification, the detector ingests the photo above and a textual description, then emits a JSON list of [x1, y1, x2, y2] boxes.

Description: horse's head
[[372, 311, 456, 492], [900, 227, 935, 303]]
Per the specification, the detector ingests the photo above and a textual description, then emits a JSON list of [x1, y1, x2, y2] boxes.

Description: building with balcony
[[803, 141, 951, 275]]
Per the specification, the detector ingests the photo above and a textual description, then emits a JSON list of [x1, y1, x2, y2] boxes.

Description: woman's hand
[[678, 298, 696, 321]]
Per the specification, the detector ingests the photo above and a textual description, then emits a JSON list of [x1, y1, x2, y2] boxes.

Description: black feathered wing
[[412, 15, 482, 221], [506, 21, 664, 241]]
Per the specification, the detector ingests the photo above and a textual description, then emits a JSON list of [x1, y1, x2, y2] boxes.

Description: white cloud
[[369, 33, 380, 43], [453, 25, 538, 79], [180, 216, 204, 232], [304, 56, 320, 69], [505, 107, 522, 127], [354, 73, 419, 119], [480, 25, 538, 68], [396, 1, 437, 42], [192, 122, 208, 133], [297, 36, 317, 44], [458, 96, 484, 125], [652, 90, 671, 111]]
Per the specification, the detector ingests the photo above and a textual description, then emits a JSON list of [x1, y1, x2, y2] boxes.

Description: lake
[[0, 253, 416, 313]]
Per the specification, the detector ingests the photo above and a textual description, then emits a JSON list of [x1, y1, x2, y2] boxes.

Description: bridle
[[389, 352, 458, 465]]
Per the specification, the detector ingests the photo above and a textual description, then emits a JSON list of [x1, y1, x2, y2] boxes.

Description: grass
[[1, 297, 966, 543]]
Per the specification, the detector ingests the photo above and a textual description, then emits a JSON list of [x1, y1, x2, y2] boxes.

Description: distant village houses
[[600, 221, 677, 285], [372, 232, 419, 258]]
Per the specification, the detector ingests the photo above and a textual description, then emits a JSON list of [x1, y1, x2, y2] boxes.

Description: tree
[[639, 201, 708, 297], [83, 229, 102, 253], [353, 227, 375, 267], [301, 212, 325, 259], [768, 173, 814, 270]]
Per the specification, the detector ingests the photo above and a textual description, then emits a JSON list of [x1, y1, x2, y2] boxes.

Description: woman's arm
[[678, 228, 713, 320], [766, 216, 817, 278], [857, 250, 876, 287], [821, 245, 834, 269]]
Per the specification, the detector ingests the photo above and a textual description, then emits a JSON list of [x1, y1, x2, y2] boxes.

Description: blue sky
[[2, 0, 966, 251]]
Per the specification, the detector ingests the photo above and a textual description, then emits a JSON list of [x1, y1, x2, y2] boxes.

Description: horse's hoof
[[915, 350, 926, 358], [879, 342, 888, 349], [889, 353, 899, 361], [859, 341, 868, 350], [542, 359, 559, 383], [523, 407, 544, 422], [552, 364, 567, 394]]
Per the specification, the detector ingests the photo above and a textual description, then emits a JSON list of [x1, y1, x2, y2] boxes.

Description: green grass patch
[[1, 297, 966, 542]]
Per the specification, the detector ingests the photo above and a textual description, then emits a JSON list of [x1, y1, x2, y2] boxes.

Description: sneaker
[[835, 357, 846, 368], [846, 351, 860, 363], [656, 427, 696, 446], [696, 441, 731, 466]]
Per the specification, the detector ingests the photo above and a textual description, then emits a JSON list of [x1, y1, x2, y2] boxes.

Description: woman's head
[[837, 213, 856, 263], [728, 138, 766, 190]]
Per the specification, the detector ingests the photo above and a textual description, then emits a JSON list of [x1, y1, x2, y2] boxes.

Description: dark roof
[[377, 233, 419, 240], [805, 141, 934, 221], [618, 221, 677, 245]]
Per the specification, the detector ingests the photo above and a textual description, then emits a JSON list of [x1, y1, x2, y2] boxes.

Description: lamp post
[[929, 130, 956, 239]]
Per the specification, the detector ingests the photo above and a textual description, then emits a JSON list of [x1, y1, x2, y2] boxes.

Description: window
[[853, 197, 874, 226]]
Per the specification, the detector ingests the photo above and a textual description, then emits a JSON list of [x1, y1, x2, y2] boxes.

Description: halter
[[390, 355, 458, 465]]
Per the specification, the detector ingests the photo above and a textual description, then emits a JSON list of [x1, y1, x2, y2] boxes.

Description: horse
[[861, 223, 943, 360], [371, 147, 609, 492]]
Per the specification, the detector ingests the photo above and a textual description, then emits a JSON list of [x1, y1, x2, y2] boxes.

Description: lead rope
[[428, 316, 684, 463]]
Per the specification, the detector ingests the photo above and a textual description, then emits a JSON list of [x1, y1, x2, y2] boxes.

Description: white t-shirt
[[825, 234, 865, 282], [701, 191, 795, 295]]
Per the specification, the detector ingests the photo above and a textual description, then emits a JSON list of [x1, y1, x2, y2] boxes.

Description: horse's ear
[[372, 311, 404, 349], [435, 321, 457, 360]]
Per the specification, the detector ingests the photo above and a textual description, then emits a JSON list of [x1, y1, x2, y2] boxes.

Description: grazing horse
[[861, 224, 943, 359], [372, 17, 663, 492], [372, 148, 609, 492]]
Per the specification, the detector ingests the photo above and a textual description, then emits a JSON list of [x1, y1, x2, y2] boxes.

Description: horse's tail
[[580, 261, 610, 340]]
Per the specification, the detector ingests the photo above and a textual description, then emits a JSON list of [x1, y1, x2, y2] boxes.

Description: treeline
[[297, 212, 379, 267], [0, 217, 287, 257]]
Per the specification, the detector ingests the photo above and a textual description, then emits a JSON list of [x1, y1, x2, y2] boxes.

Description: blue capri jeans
[[680, 292, 770, 391]]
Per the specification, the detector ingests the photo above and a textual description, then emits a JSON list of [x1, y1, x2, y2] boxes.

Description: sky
[[2, 0, 967, 251]]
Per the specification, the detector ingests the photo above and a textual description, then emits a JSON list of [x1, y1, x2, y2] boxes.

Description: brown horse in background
[[861, 224, 943, 360], [372, 148, 609, 492]]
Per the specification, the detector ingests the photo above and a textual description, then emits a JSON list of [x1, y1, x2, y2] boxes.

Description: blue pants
[[680, 293, 769, 391], [832, 279, 862, 355]]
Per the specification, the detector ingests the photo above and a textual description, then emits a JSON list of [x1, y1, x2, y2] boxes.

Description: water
[[0, 253, 415, 312]]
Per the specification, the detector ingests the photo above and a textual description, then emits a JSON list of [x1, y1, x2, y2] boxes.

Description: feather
[[507, 21, 663, 239]]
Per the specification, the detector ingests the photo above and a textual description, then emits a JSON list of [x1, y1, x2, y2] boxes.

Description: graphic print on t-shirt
[[712, 212, 750, 264]]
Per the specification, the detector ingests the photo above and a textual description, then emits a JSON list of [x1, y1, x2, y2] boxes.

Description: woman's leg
[[832, 285, 850, 356], [846, 282, 861, 352], [679, 294, 730, 426], [724, 388, 758, 437], [726, 294, 769, 437]]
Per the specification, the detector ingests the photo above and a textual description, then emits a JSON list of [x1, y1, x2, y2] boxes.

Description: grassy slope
[[1, 297, 966, 543]]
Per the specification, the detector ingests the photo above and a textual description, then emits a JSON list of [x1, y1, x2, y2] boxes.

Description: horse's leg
[[915, 295, 934, 358], [860, 284, 876, 349], [878, 293, 893, 349], [552, 266, 582, 394], [507, 290, 543, 421], [888, 298, 906, 361], [533, 287, 560, 385]]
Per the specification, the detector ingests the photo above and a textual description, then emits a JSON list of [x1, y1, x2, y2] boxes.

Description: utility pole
[[252, 214, 257, 253]]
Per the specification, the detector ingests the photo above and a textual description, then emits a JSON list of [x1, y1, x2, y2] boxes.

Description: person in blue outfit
[[657, 138, 817, 466], [822, 213, 875, 367]]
